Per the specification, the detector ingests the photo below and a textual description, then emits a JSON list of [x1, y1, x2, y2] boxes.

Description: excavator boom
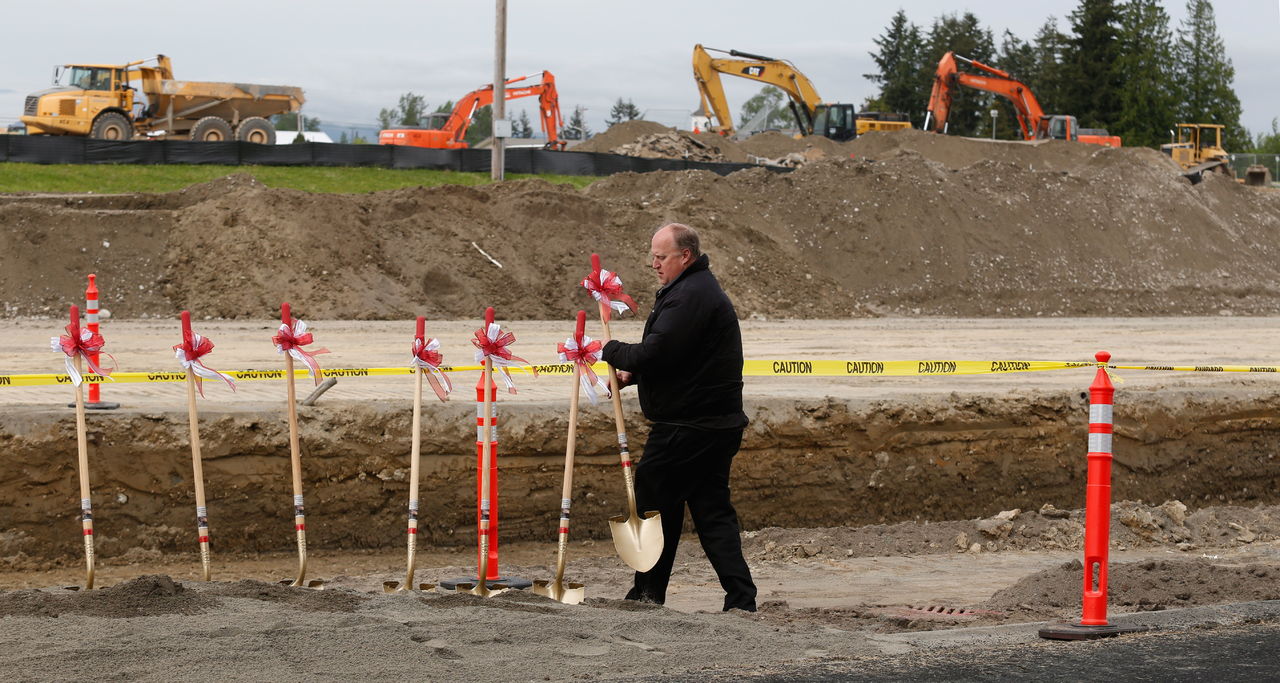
[[380, 71, 565, 150], [692, 44, 823, 136], [925, 51, 1119, 147], [925, 51, 1045, 138]]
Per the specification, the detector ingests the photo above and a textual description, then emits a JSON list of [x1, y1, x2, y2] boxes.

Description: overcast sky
[[1, 1, 1276, 140]]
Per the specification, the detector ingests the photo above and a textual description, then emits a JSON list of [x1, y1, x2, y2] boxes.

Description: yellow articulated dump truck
[[21, 54, 304, 143]]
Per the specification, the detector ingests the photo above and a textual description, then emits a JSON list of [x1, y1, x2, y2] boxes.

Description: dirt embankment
[[3, 388, 1278, 564], [3, 130, 1280, 320]]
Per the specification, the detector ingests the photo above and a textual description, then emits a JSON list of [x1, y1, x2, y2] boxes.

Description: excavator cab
[[810, 104, 856, 141], [1036, 115, 1078, 142]]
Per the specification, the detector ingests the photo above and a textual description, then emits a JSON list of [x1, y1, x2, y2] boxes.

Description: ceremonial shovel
[[532, 311, 589, 605], [591, 254, 663, 572], [64, 305, 97, 590], [455, 307, 508, 598], [277, 302, 323, 589], [384, 316, 438, 593], [180, 311, 213, 581]]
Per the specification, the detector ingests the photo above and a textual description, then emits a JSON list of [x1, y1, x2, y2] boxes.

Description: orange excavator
[[379, 71, 565, 150], [924, 51, 1120, 147]]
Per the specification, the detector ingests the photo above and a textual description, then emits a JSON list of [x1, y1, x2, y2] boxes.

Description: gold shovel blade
[[608, 510, 663, 572], [532, 579, 585, 605], [280, 579, 326, 589], [454, 580, 509, 598], [383, 581, 437, 593]]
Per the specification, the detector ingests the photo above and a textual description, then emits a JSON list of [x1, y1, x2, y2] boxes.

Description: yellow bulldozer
[[21, 54, 304, 143], [1160, 123, 1271, 187]]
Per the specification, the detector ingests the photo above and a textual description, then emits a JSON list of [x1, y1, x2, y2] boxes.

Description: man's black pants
[[625, 422, 757, 611]]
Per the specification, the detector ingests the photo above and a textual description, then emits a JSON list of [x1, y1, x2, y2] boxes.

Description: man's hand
[[615, 370, 634, 388]]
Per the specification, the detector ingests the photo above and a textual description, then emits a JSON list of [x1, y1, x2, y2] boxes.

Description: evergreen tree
[[1062, 0, 1124, 130], [1027, 17, 1071, 115], [1173, 0, 1246, 150], [1113, 0, 1177, 147], [513, 110, 534, 138], [564, 106, 591, 140], [865, 9, 926, 124], [922, 12, 996, 137], [606, 98, 642, 126], [994, 29, 1037, 138]]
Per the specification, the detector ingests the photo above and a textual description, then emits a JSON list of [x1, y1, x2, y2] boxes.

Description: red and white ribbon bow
[[173, 331, 236, 397], [558, 333, 610, 406], [411, 337, 452, 402], [472, 322, 536, 394], [273, 319, 330, 386], [581, 268, 638, 321], [50, 324, 115, 388]]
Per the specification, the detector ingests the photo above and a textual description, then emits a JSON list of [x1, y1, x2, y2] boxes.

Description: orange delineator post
[[475, 369, 501, 581], [86, 275, 101, 405], [81, 274, 118, 410], [1040, 351, 1144, 640], [1081, 350, 1114, 626]]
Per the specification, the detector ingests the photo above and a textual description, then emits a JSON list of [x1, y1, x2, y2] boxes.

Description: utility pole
[[491, 0, 508, 181]]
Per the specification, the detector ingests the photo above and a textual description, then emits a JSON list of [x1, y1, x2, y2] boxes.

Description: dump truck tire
[[236, 117, 276, 145], [90, 112, 133, 141], [190, 116, 233, 142]]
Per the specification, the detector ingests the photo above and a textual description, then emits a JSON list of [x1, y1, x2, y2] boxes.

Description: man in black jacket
[[602, 222, 757, 612]]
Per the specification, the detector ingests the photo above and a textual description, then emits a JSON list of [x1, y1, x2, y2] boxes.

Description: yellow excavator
[[692, 44, 909, 140]]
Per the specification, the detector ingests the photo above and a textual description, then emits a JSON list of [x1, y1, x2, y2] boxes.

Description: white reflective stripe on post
[[86, 299, 99, 309], [86, 313, 99, 323], [1089, 404, 1113, 424], [1088, 432, 1113, 453]]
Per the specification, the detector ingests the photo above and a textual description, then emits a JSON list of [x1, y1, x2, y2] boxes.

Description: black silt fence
[[0, 136, 784, 178]]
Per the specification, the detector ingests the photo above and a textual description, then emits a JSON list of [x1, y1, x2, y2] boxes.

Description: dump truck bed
[[140, 79, 304, 122]]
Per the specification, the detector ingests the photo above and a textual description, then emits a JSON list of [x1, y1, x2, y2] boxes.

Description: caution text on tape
[[2, 360, 1278, 388]]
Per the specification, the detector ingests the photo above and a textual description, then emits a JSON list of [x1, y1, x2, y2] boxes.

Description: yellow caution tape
[[742, 360, 1094, 376], [1, 360, 1275, 388], [1109, 364, 1280, 373]]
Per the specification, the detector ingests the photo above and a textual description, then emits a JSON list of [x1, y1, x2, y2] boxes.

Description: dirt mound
[[205, 579, 368, 612], [571, 120, 672, 153], [738, 131, 845, 162], [575, 124, 751, 164], [985, 557, 1280, 617], [4, 129, 1280, 319], [0, 574, 213, 618]]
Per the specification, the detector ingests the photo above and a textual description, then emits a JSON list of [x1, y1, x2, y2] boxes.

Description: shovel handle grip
[[484, 306, 494, 326], [591, 252, 601, 276], [415, 315, 425, 342], [180, 310, 192, 338], [69, 304, 80, 331], [575, 310, 586, 339], [281, 302, 291, 326]]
